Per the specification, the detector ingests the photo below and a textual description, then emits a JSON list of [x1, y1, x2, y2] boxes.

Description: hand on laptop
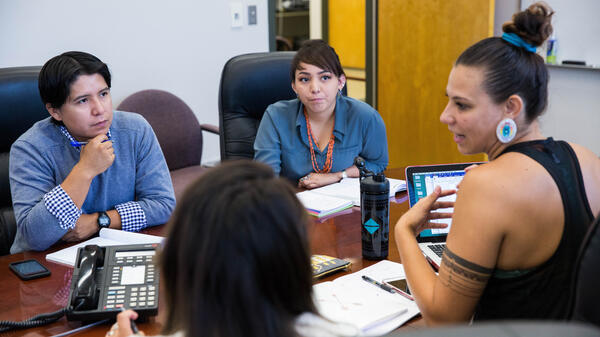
[[396, 185, 456, 237]]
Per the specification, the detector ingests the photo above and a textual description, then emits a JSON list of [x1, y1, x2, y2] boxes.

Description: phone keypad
[[102, 254, 158, 311], [127, 285, 156, 308]]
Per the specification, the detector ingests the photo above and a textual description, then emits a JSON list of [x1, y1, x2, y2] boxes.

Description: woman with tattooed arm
[[395, 2, 600, 324]]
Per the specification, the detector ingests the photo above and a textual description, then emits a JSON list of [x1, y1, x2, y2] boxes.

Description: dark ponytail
[[456, 2, 554, 122]]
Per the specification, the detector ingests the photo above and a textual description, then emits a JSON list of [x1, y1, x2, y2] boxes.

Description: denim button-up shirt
[[254, 95, 388, 182]]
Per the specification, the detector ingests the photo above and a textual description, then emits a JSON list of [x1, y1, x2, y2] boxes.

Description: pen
[[70, 139, 113, 147], [425, 256, 440, 272], [362, 275, 396, 294], [120, 307, 139, 334]]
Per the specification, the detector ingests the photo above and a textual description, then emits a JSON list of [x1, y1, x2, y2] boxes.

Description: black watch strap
[[97, 211, 111, 229]]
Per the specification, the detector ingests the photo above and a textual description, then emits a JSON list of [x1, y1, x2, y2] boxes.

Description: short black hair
[[290, 39, 345, 83], [38, 51, 111, 124], [160, 160, 316, 337], [456, 2, 553, 122]]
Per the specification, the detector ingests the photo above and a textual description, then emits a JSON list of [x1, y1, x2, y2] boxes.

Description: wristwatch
[[341, 170, 348, 180], [97, 211, 111, 229]]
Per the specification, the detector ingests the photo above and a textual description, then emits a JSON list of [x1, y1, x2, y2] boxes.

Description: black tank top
[[474, 138, 594, 320]]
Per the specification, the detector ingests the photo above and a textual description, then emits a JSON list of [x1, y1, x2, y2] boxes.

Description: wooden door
[[328, 0, 366, 69], [378, 0, 494, 168]]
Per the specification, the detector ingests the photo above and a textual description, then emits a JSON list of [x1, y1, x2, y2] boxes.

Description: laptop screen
[[406, 163, 484, 242]]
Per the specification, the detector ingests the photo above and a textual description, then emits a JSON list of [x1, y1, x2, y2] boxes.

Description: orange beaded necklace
[[304, 109, 335, 173]]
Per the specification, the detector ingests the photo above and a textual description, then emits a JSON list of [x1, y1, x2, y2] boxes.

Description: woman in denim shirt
[[254, 40, 388, 189]]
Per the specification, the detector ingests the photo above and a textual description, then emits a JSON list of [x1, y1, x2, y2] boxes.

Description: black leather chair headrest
[[218, 52, 297, 161], [0, 66, 47, 152], [0, 66, 47, 208]]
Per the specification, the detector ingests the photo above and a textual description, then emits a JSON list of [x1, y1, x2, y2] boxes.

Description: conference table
[[0, 168, 425, 336]]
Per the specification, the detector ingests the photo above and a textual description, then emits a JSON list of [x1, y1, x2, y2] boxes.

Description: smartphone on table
[[9, 259, 51, 281], [383, 277, 414, 301]]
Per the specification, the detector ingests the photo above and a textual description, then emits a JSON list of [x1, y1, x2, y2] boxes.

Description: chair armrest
[[200, 123, 220, 135]]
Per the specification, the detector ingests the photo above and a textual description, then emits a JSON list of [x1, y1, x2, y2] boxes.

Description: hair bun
[[502, 1, 554, 47]]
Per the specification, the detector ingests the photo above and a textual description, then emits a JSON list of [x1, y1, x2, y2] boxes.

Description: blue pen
[[70, 139, 113, 147]]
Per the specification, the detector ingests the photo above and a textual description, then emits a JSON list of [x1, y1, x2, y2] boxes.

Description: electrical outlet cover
[[230, 2, 243, 28]]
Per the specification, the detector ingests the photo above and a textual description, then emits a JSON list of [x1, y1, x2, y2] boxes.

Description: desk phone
[[67, 244, 160, 321]]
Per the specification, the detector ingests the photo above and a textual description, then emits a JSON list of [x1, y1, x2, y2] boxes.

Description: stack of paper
[[313, 260, 420, 336], [308, 177, 407, 206], [46, 228, 164, 267], [296, 191, 354, 218]]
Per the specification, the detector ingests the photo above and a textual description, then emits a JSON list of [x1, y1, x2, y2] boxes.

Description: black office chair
[[218, 52, 297, 161], [569, 213, 600, 326], [0, 66, 48, 255]]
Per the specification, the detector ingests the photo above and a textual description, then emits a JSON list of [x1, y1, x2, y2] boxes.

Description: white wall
[[521, 0, 600, 66], [495, 0, 600, 155], [0, 0, 269, 164], [493, 0, 519, 37], [309, 0, 322, 39], [541, 67, 600, 155]]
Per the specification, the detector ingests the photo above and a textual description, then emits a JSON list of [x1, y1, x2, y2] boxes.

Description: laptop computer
[[405, 162, 484, 270]]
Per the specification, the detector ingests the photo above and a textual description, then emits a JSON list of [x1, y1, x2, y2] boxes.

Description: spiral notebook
[[296, 191, 353, 218]]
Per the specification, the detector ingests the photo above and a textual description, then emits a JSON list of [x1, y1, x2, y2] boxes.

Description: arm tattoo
[[439, 247, 493, 298]]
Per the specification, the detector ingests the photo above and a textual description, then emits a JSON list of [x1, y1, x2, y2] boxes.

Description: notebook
[[46, 228, 164, 267], [405, 162, 484, 269], [296, 191, 354, 218], [313, 260, 419, 335], [301, 177, 406, 207]]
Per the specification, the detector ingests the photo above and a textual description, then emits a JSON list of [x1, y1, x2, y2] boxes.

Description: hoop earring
[[496, 118, 517, 143]]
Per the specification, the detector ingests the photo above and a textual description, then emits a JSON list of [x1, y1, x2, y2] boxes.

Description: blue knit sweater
[[9, 111, 175, 253]]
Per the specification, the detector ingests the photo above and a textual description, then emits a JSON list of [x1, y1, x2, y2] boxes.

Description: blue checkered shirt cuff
[[43, 185, 82, 230], [115, 201, 147, 232]]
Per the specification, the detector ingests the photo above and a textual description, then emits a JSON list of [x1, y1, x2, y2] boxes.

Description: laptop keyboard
[[428, 243, 446, 258]]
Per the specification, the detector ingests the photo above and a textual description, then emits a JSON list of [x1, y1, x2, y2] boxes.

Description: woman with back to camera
[[394, 2, 600, 324], [106, 161, 358, 337], [254, 39, 388, 189]]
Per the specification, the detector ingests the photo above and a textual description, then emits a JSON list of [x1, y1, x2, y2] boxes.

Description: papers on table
[[296, 178, 407, 217], [296, 191, 354, 218], [46, 228, 164, 267], [313, 260, 420, 336], [314, 177, 407, 206]]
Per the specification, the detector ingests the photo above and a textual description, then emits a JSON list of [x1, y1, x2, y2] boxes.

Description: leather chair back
[[0, 66, 47, 255], [117, 89, 202, 171], [570, 213, 600, 326], [218, 52, 297, 161]]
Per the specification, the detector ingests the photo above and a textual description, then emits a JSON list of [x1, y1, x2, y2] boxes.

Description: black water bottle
[[355, 157, 390, 260]]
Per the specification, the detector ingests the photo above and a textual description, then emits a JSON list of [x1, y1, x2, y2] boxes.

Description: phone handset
[[70, 245, 104, 311]]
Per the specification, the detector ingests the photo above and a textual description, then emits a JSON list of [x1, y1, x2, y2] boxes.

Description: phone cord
[[0, 307, 69, 332]]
